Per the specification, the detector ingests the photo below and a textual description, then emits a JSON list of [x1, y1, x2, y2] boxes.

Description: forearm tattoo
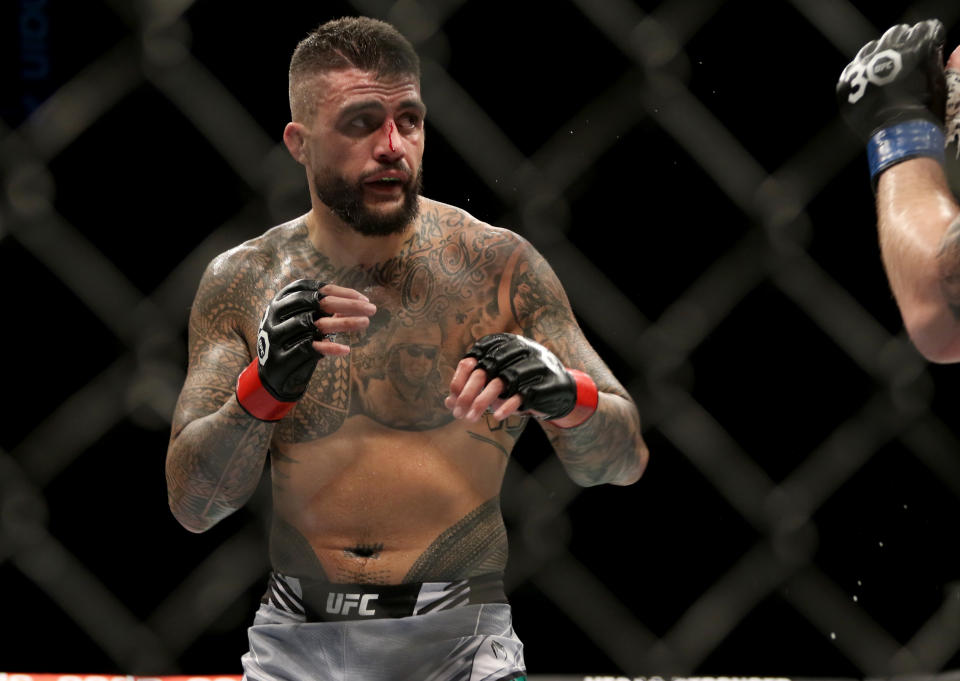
[[167, 252, 279, 530], [166, 399, 273, 531]]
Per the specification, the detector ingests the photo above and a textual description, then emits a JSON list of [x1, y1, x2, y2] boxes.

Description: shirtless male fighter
[[165, 16, 647, 681], [838, 19, 960, 362]]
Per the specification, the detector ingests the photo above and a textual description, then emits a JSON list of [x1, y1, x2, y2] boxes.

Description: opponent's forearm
[[166, 396, 274, 533], [877, 158, 960, 360], [544, 392, 647, 487]]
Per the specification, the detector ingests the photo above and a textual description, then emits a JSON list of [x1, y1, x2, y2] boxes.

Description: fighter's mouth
[[364, 169, 409, 187]]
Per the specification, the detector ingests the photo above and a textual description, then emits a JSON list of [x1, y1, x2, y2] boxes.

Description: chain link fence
[[3, 0, 960, 677]]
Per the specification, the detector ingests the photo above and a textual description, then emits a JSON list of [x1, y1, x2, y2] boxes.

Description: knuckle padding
[[278, 278, 325, 295], [471, 340, 532, 396], [463, 333, 577, 418], [271, 312, 318, 347], [255, 279, 331, 403], [465, 333, 508, 359], [856, 39, 877, 61], [475, 356, 500, 376], [499, 357, 547, 396], [274, 290, 321, 321], [496, 367, 522, 398], [838, 18, 948, 183]]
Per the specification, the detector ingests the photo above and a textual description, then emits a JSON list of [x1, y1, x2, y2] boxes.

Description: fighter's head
[[288, 17, 421, 125], [284, 17, 425, 237]]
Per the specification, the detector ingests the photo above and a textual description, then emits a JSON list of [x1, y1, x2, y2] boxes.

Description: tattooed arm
[[166, 247, 376, 532], [871, 47, 960, 362], [447, 235, 647, 486], [876, 157, 960, 363], [165, 250, 276, 533], [508, 240, 646, 486]]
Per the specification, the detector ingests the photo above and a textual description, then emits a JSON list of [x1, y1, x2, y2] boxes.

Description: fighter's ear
[[283, 122, 308, 164]]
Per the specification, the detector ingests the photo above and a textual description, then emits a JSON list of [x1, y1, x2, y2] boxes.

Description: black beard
[[314, 165, 423, 237]]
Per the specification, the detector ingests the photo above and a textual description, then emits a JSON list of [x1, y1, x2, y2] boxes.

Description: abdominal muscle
[[268, 414, 512, 585]]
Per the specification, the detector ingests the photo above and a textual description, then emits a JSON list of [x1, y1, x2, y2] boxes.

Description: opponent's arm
[[166, 254, 374, 532], [878, 156, 960, 362], [838, 21, 960, 362], [447, 240, 647, 487]]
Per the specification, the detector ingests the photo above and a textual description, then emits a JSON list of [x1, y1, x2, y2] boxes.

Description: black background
[[3, 0, 960, 677]]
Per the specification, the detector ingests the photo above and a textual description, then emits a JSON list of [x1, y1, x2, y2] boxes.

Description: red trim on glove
[[548, 369, 599, 428], [236, 360, 297, 422]]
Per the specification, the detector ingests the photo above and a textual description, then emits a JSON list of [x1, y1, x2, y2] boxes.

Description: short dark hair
[[288, 16, 421, 122]]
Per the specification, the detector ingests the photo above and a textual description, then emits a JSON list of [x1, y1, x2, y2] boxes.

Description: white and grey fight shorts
[[241, 571, 526, 681]]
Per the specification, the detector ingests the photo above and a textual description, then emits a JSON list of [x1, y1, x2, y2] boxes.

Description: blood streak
[[387, 121, 395, 152]]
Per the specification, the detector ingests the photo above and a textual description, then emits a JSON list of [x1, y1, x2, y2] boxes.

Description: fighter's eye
[[397, 113, 421, 130]]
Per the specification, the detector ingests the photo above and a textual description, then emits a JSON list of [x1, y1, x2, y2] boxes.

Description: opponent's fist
[[837, 20, 947, 183], [236, 279, 329, 421], [460, 333, 598, 428]]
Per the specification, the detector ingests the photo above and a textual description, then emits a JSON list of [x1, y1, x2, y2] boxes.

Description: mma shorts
[[241, 572, 526, 681]]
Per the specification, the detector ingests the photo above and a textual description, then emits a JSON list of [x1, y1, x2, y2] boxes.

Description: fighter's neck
[[305, 206, 418, 269]]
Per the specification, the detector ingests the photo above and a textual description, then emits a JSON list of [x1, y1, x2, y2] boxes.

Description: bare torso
[[230, 199, 531, 584]]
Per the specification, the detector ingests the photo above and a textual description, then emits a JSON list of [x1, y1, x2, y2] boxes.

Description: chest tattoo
[[259, 212, 521, 441]]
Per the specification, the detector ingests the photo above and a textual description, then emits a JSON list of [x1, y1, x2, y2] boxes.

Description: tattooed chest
[[274, 272, 505, 442]]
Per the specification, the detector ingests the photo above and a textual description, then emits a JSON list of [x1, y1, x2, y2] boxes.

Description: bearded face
[[313, 164, 423, 237]]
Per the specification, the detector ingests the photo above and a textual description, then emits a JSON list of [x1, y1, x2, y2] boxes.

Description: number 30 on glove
[[464, 333, 598, 428], [837, 19, 947, 186]]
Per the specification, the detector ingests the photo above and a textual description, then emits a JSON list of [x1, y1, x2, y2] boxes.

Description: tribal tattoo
[[168, 204, 527, 529], [508, 244, 645, 486], [169, 199, 643, 561], [403, 497, 508, 582], [167, 248, 280, 532]]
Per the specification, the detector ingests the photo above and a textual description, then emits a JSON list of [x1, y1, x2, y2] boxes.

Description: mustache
[[359, 163, 413, 182]]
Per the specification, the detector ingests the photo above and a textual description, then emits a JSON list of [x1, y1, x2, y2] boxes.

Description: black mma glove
[[465, 333, 598, 428], [837, 19, 947, 187], [236, 279, 329, 421]]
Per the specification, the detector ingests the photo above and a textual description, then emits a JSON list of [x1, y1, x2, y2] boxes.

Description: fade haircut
[[288, 16, 421, 123]]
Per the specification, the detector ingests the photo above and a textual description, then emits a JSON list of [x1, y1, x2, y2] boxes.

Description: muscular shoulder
[[417, 197, 528, 263], [207, 217, 309, 280], [191, 217, 312, 342], [419, 204, 593, 376], [427, 201, 574, 338], [414, 198, 567, 336]]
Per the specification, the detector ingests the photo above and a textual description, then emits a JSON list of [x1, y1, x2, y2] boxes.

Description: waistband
[[261, 571, 508, 622]]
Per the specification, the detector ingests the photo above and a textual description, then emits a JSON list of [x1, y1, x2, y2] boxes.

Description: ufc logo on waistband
[[326, 592, 379, 616]]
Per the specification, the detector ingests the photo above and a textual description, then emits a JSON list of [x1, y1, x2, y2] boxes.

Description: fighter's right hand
[[837, 19, 947, 186], [236, 279, 376, 422]]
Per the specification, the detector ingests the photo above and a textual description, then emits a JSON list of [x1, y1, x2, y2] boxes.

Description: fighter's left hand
[[445, 333, 598, 428], [446, 354, 523, 422]]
